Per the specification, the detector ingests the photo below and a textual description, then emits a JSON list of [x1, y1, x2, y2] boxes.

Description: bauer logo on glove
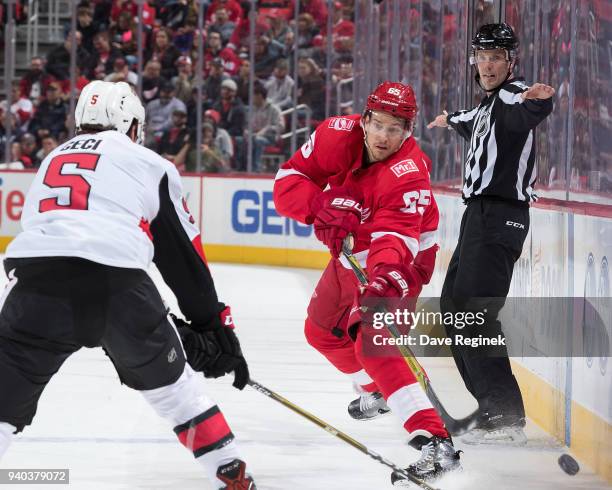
[[330, 197, 363, 213], [309, 186, 364, 258]]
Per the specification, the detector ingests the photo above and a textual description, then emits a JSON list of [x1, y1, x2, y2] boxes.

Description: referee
[[428, 23, 554, 445]]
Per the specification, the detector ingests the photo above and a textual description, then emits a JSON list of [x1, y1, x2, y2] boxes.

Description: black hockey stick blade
[[424, 383, 479, 435]]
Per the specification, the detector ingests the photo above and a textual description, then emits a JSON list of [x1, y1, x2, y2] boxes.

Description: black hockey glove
[[171, 306, 250, 390]]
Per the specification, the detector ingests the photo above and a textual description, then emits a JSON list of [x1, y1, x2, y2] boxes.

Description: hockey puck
[[558, 454, 579, 475]]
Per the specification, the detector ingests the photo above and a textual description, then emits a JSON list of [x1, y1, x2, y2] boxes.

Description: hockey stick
[[341, 236, 479, 436], [247, 378, 440, 490]]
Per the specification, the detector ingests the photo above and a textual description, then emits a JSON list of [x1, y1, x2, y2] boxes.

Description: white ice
[[1, 261, 608, 490]]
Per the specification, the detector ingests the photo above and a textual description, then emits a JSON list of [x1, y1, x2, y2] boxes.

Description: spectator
[[9, 142, 27, 167], [8, 81, 34, 132], [212, 78, 246, 138], [233, 58, 251, 104], [309, 33, 327, 68], [86, 31, 122, 80], [76, 2, 101, 54], [172, 56, 194, 104], [282, 26, 296, 59], [301, 0, 328, 28], [17, 133, 39, 168], [73, 66, 92, 93], [34, 135, 58, 164], [265, 10, 290, 49], [254, 36, 282, 79], [226, 6, 269, 51], [158, 109, 190, 163], [208, 6, 236, 46], [297, 57, 325, 120], [141, 60, 163, 104], [204, 31, 240, 76], [109, 11, 142, 59], [332, 3, 355, 54], [92, 0, 112, 27], [145, 82, 187, 146], [28, 82, 67, 141], [264, 58, 295, 110], [205, 0, 243, 24], [147, 27, 181, 80], [110, 0, 138, 22], [204, 109, 234, 163], [45, 30, 89, 80], [250, 82, 284, 172], [203, 58, 229, 109], [158, 0, 196, 30], [187, 87, 216, 128], [19, 56, 53, 106], [183, 123, 230, 173], [296, 13, 319, 51], [174, 18, 197, 53], [104, 57, 138, 86], [0, 112, 20, 161]]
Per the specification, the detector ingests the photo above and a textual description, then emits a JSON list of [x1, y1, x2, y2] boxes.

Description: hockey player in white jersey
[[0, 81, 256, 489]]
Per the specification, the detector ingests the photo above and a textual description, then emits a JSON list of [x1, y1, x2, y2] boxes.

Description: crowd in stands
[[0, 0, 357, 173]]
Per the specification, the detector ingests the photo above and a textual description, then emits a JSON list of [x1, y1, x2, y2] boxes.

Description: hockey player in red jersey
[[273, 82, 462, 484], [0, 81, 255, 490]]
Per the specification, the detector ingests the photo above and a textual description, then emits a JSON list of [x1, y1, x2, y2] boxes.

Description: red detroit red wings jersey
[[273, 114, 439, 275]]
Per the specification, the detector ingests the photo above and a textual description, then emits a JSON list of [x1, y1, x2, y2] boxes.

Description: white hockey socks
[[0, 422, 16, 460], [140, 365, 243, 489]]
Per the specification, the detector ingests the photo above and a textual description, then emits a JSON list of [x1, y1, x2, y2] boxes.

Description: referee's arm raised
[[501, 82, 555, 131], [427, 107, 479, 141]]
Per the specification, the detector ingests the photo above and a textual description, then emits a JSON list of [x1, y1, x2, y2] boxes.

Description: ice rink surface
[[1, 261, 609, 490]]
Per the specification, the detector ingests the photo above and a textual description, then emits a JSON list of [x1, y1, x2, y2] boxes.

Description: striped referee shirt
[[447, 77, 553, 202]]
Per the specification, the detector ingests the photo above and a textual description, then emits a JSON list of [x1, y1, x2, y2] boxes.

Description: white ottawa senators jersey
[[7, 130, 201, 271]]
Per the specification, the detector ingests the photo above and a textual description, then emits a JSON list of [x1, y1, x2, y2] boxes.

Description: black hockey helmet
[[471, 23, 518, 57], [470, 23, 518, 91]]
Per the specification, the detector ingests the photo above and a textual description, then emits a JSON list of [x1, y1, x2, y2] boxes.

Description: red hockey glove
[[173, 306, 250, 390], [347, 264, 419, 330], [361, 264, 414, 300], [309, 187, 363, 258]]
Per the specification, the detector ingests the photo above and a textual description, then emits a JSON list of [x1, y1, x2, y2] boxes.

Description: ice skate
[[391, 436, 461, 486], [461, 412, 527, 446], [216, 459, 256, 489], [348, 391, 390, 420]]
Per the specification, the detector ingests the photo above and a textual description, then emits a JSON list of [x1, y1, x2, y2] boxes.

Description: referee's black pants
[[441, 197, 529, 422]]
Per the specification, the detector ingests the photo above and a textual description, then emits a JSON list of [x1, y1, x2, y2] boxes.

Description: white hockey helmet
[[75, 81, 145, 144]]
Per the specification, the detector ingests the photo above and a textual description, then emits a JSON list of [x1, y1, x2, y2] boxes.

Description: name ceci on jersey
[[59, 138, 103, 152]]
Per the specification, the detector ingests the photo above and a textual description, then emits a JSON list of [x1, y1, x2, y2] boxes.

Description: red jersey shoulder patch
[[390, 159, 418, 178], [328, 117, 355, 131]]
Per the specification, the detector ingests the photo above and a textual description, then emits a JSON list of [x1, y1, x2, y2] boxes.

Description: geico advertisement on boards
[[201, 176, 325, 250], [0, 172, 35, 237]]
